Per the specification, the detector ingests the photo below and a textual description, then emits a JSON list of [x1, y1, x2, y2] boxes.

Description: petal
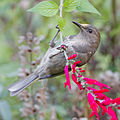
[[93, 89, 109, 94], [107, 107, 118, 120], [64, 65, 71, 91], [72, 74, 82, 90], [80, 70, 86, 73], [68, 54, 77, 60], [112, 97, 120, 105]]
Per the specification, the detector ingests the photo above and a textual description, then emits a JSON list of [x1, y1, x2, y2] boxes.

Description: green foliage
[[63, 0, 78, 12], [0, 100, 12, 120], [56, 16, 66, 31], [28, 1, 59, 17], [76, 0, 101, 15]]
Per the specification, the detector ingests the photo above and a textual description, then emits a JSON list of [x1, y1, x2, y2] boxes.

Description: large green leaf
[[76, 0, 101, 16], [56, 16, 66, 31], [0, 101, 12, 120], [28, 1, 59, 17], [63, 0, 78, 12]]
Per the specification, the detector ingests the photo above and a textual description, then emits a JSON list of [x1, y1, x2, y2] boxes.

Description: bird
[[8, 21, 100, 96]]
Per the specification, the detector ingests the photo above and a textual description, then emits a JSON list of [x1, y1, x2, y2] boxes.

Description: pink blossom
[[64, 65, 71, 91], [68, 54, 77, 60], [87, 93, 99, 120]]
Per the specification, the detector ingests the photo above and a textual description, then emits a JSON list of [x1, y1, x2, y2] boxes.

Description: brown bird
[[8, 21, 100, 96]]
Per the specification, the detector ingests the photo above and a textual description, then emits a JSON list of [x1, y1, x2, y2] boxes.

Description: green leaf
[[56, 16, 66, 31], [76, 0, 101, 16], [0, 101, 12, 120], [63, 0, 78, 12], [28, 1, 59, 17]]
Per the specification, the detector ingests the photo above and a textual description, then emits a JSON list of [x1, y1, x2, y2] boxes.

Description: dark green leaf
[[28, 1, 59, 17], [76, 0, 101, 16]]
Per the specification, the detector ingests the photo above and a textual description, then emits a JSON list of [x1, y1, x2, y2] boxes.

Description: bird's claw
[[57, 44, 68, 51]]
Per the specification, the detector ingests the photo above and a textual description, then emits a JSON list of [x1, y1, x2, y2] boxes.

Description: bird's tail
[[8, 73, 39, 96]]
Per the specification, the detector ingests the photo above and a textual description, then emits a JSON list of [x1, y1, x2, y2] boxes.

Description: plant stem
[[29, 43, 37, 120], [59, 0, 69, 62], [59, 0, 64, 43]]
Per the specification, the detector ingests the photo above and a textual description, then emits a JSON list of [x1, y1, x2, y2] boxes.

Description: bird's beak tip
[[72, 21, 83, 30]]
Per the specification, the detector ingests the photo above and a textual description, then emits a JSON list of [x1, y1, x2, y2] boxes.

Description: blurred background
[[0, 0, 120, 120]]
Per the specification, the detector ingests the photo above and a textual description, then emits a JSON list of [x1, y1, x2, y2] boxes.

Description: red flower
[[78, 74, 82, 78], [68, 54, 77, 60], [72, 61, 81, 73], [72, 64, 76, 73], [80, 70, 86, 73], [102, 99, 111, 106], [83, 77, 111, 89], [79, 68, 82, 70], [93, 89, 109, 94], [74, 61, 81, 65], [72, 74, 82, 90], [64, 65, 71, 91], [96, 101, 108, 115], [87, 93, 99, 120], [107, 107, 118, 120], [111, 97, 120, 105]]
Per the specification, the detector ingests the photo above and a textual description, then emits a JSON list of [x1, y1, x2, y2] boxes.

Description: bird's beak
[[72, 21, 84, 31]]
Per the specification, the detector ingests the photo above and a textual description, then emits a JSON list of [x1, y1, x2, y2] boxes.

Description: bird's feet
[[49, 25, 60, 48]]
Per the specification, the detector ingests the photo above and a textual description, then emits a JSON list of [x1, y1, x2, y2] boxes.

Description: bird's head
[[72, 21, 100, 47]]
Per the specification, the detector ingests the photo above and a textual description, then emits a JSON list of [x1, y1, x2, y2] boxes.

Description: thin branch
[[59, 0, 64, 43]]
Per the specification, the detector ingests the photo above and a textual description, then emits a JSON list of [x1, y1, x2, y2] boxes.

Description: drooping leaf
[[76, 0, 101, 16], [0, 101, 12, 120], [28, 1, 59, 17], [56, 16, 66, 31], [63, 0, 78, 12]]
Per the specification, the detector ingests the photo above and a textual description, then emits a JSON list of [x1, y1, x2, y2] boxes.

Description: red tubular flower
[[83, 77, 111, 89], [102, 99, 111, 106], [72, 64, 76, 73], [64, 65, 71, 91], [80, 70, 86, 73], [72, 74, 82, 90], [95, 93, 110, 101], [68, 54, 77, 60], [96, 101, 108, 115], [78, 74, 82, 78], [79, 68, 82, 70], [72, 61, 81, 73], [111, 97, 120, 105], [87, 93, 99, 120], [93, 89, 109, 94], [107, 107, 118, 120], [117, 107, 120, 109], [74, 61, 81, 65]]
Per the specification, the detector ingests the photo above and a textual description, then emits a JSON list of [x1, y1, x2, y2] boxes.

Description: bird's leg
[[49, 25, 60, 48]]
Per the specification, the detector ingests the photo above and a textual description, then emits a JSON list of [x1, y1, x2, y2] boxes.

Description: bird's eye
[[88, 29, 93, 33]]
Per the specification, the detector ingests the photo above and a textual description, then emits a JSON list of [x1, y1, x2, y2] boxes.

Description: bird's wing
[[72, 44, 90, 53]]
